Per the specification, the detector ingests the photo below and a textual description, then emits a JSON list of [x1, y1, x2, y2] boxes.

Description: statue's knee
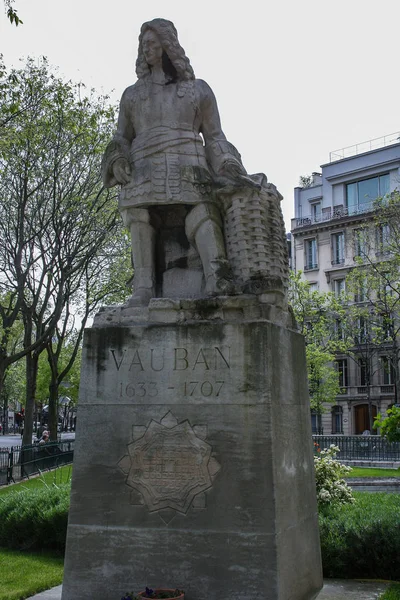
[[120, 207, 151, 228], [185, 203, 222, 244]]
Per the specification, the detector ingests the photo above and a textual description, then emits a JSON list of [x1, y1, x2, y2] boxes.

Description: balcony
[[304, 263, 318, 271], [329, 131, 400, 162], [336, 385, 396, 399], [381, 385, 395, 394], [331, 258, 345, 266], [292, 201, 375, 231]]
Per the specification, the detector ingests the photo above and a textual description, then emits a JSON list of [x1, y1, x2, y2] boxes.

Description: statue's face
[[142, 29, 163, 67]]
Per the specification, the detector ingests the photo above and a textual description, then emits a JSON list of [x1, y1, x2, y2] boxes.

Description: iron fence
[[0, 440, 74, 485], [313, 435, 400, 462]]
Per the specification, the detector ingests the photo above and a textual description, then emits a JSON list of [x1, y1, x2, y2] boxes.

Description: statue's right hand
[[113, 158, 132, 185]]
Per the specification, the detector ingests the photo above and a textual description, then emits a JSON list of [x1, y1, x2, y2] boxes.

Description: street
[[0, 432, 75, 449]]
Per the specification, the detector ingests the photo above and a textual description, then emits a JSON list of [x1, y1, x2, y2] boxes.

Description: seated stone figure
[[102, 18, 257, 305]]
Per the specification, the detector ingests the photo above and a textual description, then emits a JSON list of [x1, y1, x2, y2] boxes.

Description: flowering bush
[[314, 444, 355, 510]]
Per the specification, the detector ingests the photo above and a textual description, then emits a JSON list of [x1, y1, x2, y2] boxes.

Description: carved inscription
[[110, 346, 231, 372], [118, 412, 221, 514], [112, 345, 231, 399]]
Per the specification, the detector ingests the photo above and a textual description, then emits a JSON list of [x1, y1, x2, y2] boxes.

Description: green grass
[[0, 465, 72, 497], [0, 548, 64, 600], [380, 583, 400, 599], [344, 467, 400, 478]]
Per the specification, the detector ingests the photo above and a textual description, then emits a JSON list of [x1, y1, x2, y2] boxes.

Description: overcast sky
[[1, 0, 399, 229]]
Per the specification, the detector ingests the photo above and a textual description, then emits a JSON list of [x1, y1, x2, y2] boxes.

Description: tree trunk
[[22, 351, 39, 447], [48, 379, 59, 441], [0, 362, 6, 435]]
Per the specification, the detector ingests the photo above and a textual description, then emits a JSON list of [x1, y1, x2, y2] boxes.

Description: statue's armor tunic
[[102, 77, 241, 209]]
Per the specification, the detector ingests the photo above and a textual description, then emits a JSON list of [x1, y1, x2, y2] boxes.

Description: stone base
[[62, 301, 322, 600]]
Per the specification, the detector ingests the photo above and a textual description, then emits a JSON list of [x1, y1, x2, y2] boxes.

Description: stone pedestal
[[62, 298, 322, 600]]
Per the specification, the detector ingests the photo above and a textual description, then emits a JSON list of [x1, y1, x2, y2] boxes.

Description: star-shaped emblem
[[118, 412, 220, 522]]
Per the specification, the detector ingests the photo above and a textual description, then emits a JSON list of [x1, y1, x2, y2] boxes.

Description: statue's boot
[[186, 203, 235, 296], [121, 208, 156, 306]]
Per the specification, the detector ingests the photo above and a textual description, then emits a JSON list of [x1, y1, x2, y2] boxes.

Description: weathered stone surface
[[62, 311, 322, 600], [101, 18, 288, 305]]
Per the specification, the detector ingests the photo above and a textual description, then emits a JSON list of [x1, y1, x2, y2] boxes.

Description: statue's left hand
[[220, 160, 261, 189]]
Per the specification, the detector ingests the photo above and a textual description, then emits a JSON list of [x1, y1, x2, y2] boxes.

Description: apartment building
[[291, 132, 400, 435]]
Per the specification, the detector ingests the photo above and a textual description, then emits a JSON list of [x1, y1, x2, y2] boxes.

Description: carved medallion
[[118, 412, 220, 517]]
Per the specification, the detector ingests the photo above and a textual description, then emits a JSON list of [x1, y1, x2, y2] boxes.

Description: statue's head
[[136, 18, 195, 82]]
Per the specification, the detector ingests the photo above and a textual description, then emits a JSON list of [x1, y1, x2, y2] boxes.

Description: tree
[[3, 0, 22, 25], [289, 272, 349, 416], [344, 193, 400, 428], [374, 406, 400, 442], [0, 57, 132, 444]]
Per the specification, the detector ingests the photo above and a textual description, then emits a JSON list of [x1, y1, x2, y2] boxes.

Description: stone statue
[[102, 18, 288, 307]]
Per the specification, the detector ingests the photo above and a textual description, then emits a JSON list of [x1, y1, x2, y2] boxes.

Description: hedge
[[319, 491, 400, 580], [1, 484, 400, 582], [0, 484, 70, 553]]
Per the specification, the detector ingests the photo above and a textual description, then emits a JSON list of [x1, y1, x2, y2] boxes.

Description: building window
[[335, 319, 344, 340], [336, 359, 349, 388], [355, 317, 368, 344], [380, 356, 395, 385], [331, 406, 343, 434], [358, 358, 369, 386], [332, 232, 345, 265], [346, 174, 390, 214], [333, 278, 345, 296], [308, 282, 318, 293], [354, 228, 367, 258], [305, 238, 318, 270], [354, 281, 366, 303], [376, 224, 391, 254], [311, 203, 321, 223], [311, 411, 323, 434]]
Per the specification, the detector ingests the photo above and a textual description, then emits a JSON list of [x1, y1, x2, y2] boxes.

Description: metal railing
[[294, 202, 375, 229], [313, 435, 400, 461], [0, 440, 74, 485], [330, 132, 400, 162]]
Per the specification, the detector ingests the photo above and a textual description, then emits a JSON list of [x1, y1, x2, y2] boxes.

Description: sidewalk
[[27, 579, 390, 599]]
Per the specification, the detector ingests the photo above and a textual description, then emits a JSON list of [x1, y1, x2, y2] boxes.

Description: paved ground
[[27, 580, 391, 599]]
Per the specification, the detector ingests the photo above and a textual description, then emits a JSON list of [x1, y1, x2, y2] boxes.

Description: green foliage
[[3, 0, 22, 26], [0, 549, 63, 600], [289, 272, 350, 412], [0, 483, 70, 552], [314, 444, 354, 510], [380, 583, 400, 600], [0, 466, 72, 498], [344, 192, 400, 412], [299, 174, 312, 188], [0, 56, 131, 440], [344, 466, 400, 478], [374, 406, 400, 442], [319, 492, 400, 579]]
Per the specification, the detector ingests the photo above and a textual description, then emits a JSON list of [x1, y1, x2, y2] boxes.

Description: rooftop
[[329, 131, 400, 163]]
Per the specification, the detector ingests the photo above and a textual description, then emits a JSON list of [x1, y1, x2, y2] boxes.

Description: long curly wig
[[136, 18, 195, 82]]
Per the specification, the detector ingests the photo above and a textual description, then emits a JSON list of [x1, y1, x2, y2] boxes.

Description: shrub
[[380, 583, 400, 600], [319, 492, 400, 580], [0, 483, 70, 553], [314, 444, 354, 510]]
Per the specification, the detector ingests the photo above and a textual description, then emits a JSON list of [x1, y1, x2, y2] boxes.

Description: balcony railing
[[304, 263, 318, 271], [381, 385, 395, 393], [331, 258, 345, 266], [293, 201, 375, 230], [336, 385, 396, 398], [329, 131, 400, 162]]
